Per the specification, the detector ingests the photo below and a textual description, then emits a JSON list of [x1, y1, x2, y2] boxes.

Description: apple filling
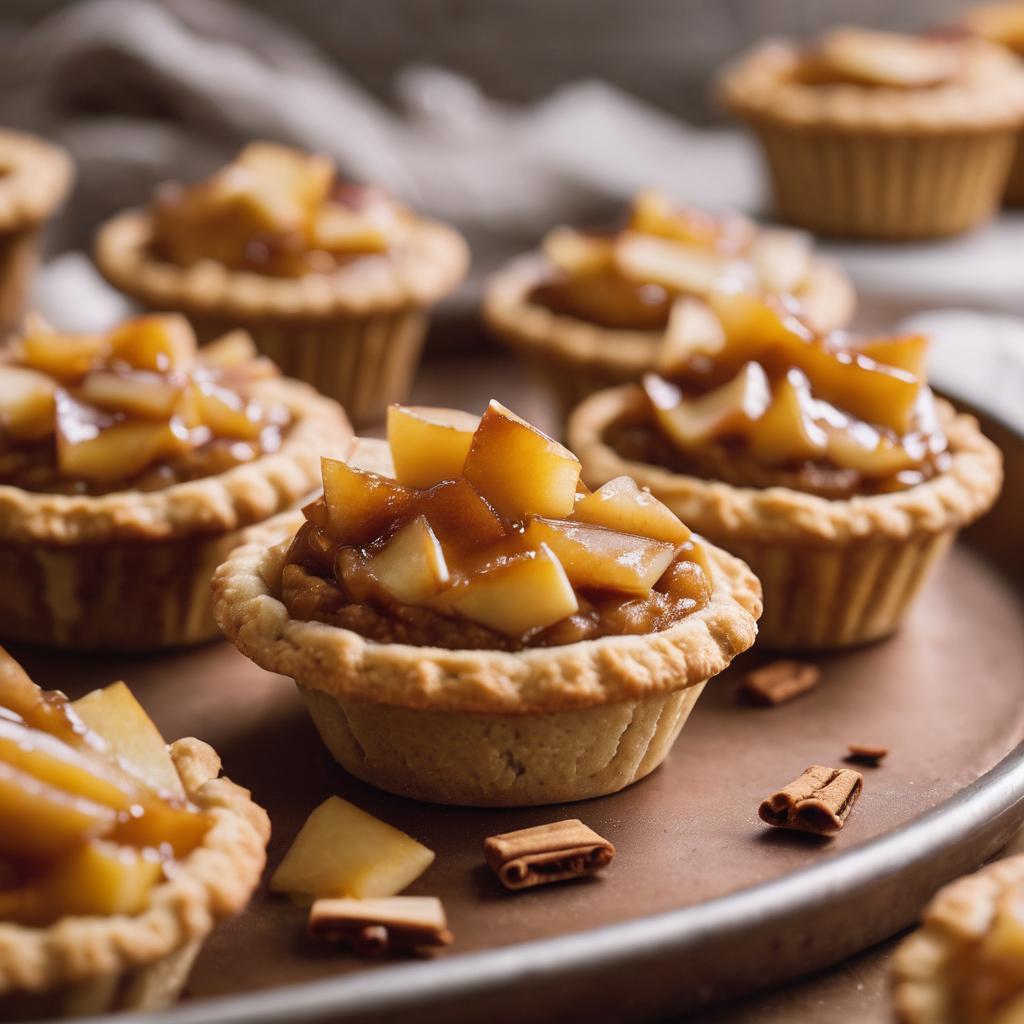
[[528, 190, 818, 331], [150, 142, 411, 277], [0, 648, 210, 927], [613, 290, 950, 499], [282, 401, 712, 650], [0, 315, 292, 494]]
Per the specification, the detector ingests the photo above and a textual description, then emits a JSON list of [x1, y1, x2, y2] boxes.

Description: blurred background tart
[[94, 142, 469, 427], [568, 288, 1003, 650], [484, 189, 853, 415], [0, 313, 351, 650]]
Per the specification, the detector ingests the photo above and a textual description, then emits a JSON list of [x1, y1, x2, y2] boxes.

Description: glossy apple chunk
[[656, 298, 726, 375], [192, 381, 266, 440], [0, 649, 87, 749], [108, 314, 197, 373], [523, 518, 675, 595], [77, 369, 184, 420], [854, 334, 928, 378], [748, 229, 811, 294], [0, 366, 57, 441], [416, 479, 507, 552], [311, 203, 391, 254], [196, 329, 258, 369], [0, 840, 163, 926], [109, 795, 211, 858], [364, 516, 450, 604], [543, 227, 615, 277], [826, 427, 919, 477], [747, 371, 828, 465], [237, 141, 334, 219], [321, 456, 418, 546], [628, 190, 753, 251], [573, 475, 691, 546], [271, 795, 434, 900], [614, 232, 734, 296], [440, 544, 578, 637], [387, 405, 479, 488], [72, 681, 184, 799], [21, 331, 109, 381], [463, 401, 581, 520]]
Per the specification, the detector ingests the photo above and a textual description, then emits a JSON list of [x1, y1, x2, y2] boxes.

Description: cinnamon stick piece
[[741, 660, 821, 706], [847, 743, 889, 765], [759, 765, 863, 837], [484, 819, 615, 890], [308, 897, 452, 956]]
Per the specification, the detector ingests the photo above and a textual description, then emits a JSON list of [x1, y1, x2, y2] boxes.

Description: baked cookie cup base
[[188, 310, 429, 428], [301, 682, 707, 806], [752, 122, 1016, 239]]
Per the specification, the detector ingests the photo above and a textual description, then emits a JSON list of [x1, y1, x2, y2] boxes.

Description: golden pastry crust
[[0, 737, 270, 996], [483, 252, 854, 381], [95, 208, 469, 320], [212, 512, 762, 715], [720, 36, 1024, 133], [0, 130, 73, 233], [0, 377, 351, 545], [892, 855, 1024, 1024], [568, 386, 1003, 545]]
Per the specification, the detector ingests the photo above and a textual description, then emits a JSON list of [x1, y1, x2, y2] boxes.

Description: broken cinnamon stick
[[307, 896, 452, 955], [741, 660, 820, 706], [846, 743, 889, 765], [484, 819, 615, 890], [759, 765, 863, 837]]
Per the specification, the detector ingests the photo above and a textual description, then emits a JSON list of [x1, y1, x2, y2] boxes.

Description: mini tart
[[94, 149, 468, 428], [0, 130, 73, 337], [0, 738, 269, 1019], [568, 385, 1002, 651], [0, 374, 351, 651], [892, 854, 1024, 1024], [719, 30, 1024, 238], [484, 251, 854, 417]]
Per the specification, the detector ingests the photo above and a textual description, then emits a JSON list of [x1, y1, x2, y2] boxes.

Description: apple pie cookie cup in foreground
[[0, 739, 269, 1020], [214, 509, 760, 807], [0, 130, 73, 338], [569, 385, 1002, 652]]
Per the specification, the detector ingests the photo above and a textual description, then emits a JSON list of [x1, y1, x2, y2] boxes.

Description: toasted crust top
[[95, 209, 469, 320], [0, 737, 270, 995], [568, 386, 1003, 545], [0, 130, 73, 233], [0, 377, 352, 545]]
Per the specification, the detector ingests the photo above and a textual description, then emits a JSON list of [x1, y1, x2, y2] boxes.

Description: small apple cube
[[311, 203, 391, 253], [442, 544, 578, 637], [463, 401, 581, 520], [77, 370, 184, 420], [387, 405, 479, 488], [72, 681, 183, 799], [747, 371, 828, 465], [418, 479, 508, 551], [749, 229, 811, 294], [0, 366, 57, 441], [270, 796, 435, 900], [629, 190, 743, 250], [573, 476, 690, 546], [197, 330, 258, 369], [644, 365, 771, 448], [656, 298, 727, 375], [853, 334, 928, 378], [237, 142, 334, 216], [109, 315, 197, 373], [523, 518, 675, 595], [21, 331, 109, 381], [0, 650, 88, 750], [109, 794, 211, 859], [364, 516, 449, 604], [542, 227, 615, 277], [615, 232, 741, 296], [826, 427, 918, 477], [192, 381, 265, 440], [321, 456, 418, 546]]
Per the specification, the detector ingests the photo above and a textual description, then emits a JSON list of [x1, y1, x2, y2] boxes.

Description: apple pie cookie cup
[[213, 512, 761, 808], [96, 210, 468, 427], [0, 378, 351, 651], [0, 738, 269, 1020], [0, 130, 73, 338], [569, 386, 1002, 651]]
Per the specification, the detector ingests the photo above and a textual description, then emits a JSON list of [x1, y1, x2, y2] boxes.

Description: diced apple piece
[[346, 437, 396, 477], [109, 796, 211, 858], [853, 334, 928, 378], [311, 203, 391, 253], [387, 405, 479, 488], [192, 381, 265, 440], [826, 426, 919, 477], [573, 475, 690, 546], [270, 796, 434, 900], [0, 366, 57, 441], [417, 479, 508, 551], [197, 330, 258, 369], [72, 682, 183, 799], [109, 315, 197, 373], [237, 142, 334, 216], [747, 371, 828, 465], [0, 648, 87, 750], [523, 518, 675, 595], [77, 370, 184, 420], [644, 366, 771, 448], [615, 232, 739, 296], [0, 761, 116, 862], [708, 288, 814, 355], [441, 544, 578, 637], [542, 227, 615, 277], [364, 516, 449, 604], [0, 840, 163, 926], [21, 331, 109, 381], [819, 28, 961, 89], [463, 400, 581, 520], [749, 229, 811, 294], [656, 298, 726, 375], [679, 537, 714, 590], [629, 190, 723, 249], [321, 456, 418, 546]]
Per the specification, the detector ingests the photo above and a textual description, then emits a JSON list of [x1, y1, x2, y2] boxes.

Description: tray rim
[[73, 393, 1024, 1024]]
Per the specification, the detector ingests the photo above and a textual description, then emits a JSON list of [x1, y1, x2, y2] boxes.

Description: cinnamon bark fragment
[[846, 743, 889, 765], [759, 765, 863, 837], [307, 896, 452, 956], [484, 819, 615, 890], [741, 660, 821, 706]]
